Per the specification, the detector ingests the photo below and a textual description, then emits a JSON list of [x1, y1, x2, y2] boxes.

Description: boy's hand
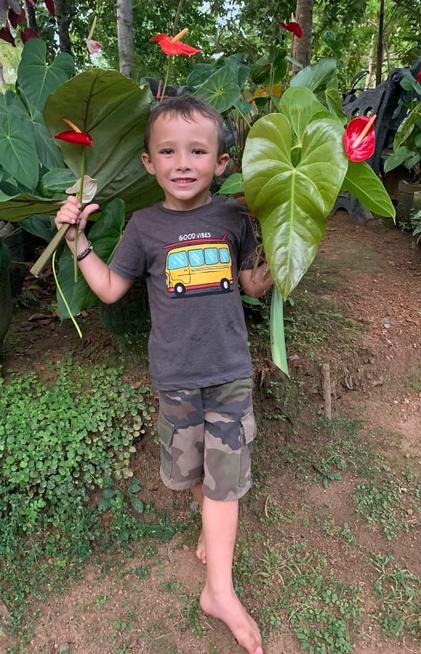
[[55, 195, 99, 242]]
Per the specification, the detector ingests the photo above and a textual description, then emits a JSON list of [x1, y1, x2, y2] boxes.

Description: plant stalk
[[30, 224, 70, 278]]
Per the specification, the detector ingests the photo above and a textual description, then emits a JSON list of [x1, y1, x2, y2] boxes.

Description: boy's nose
[[175, 152, 191, 170]]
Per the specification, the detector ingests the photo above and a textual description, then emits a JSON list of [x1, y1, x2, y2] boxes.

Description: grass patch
[[370, 553, 421, 641], [258, 541, 362, 653]]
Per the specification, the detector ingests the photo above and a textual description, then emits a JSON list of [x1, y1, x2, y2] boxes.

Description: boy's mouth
[[172, 177, 196, 185]]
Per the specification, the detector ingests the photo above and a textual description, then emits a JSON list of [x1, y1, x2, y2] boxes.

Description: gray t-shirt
[[109, 196, 257, 390]]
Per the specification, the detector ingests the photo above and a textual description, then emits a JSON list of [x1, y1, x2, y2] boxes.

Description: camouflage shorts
[[157, 378, 256, 501]]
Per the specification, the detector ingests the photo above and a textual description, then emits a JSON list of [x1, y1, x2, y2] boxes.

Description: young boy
[[55, 96, 272, 654]]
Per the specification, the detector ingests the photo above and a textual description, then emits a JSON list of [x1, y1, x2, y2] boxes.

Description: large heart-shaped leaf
[[40, 168, 76, 195], [17, 39, 74, 112], [0, 91, 39, 190], [187, 63, 217, 87], [21, 215, 55, 242], [0, 193, 62, 221], [290, 58, 337, 93], [43, 70, 162, 214], [243, 113, 347, 298], [31, 109, 65, 169], [342, 161, 396, 218], [278, 87, 331, 141], [57, 198, 126, 318], [194, 65, 242, 113]]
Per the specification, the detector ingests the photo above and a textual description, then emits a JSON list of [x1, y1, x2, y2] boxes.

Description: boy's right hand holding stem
[[55, 196, 133, 304], [55, 195, 99, 253]]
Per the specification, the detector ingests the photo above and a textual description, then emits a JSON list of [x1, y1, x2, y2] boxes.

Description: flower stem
[[52, 251, 82, 339], [74, 148, 86, 282], [160, 57, 172, 101]]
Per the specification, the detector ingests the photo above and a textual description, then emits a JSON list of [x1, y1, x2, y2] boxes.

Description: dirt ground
[[1, 211, 420, 654]]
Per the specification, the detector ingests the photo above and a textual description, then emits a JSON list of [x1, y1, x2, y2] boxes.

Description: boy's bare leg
[[200, 497, 263, 654], [191, 481, 206, 564]]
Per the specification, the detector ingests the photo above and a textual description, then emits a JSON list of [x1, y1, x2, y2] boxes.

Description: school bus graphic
[[164, 238, 233, 297]]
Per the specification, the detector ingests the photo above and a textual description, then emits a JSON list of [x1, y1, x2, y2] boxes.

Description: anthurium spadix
[[243, 87, 348, 301]]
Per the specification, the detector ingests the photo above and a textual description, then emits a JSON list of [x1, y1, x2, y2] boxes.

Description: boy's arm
[[239, 264, 273, 298], [55, 196, 134, 304]]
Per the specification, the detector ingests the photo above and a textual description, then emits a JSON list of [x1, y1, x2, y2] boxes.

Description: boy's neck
[[162, 193, 213, 212]]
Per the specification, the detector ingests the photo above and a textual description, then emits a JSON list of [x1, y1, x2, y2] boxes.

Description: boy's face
[[141, 111, 229, 211]]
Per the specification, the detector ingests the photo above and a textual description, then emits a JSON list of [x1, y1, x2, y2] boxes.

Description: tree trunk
[[117, 0, 134, 78], [55, 0, 74, 54], [292, 0, 313, 69], [24, 0, 37, 31], [375, 0, 385, 85], [365, 34, 375, 88]]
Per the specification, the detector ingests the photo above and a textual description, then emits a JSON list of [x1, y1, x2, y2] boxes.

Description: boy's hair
[[144, 95, 226, 156]]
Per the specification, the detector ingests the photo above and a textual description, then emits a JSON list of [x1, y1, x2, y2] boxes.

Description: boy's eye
[[159, 148, 174, 155], [192, 148, 207, 155]]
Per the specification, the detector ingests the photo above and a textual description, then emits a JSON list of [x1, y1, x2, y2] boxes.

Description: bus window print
[[164, 238, 233, 297]]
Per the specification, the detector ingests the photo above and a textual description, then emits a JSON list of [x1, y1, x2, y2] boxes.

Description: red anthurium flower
[[21, 27, 40, 43], [54, 131, 93, 146], [278, 21, 303, 38], [343, 115, 376, 162], [45, 0, 56, 16], [0, 27, 16, 47], [86, 38, 103, 54], [416, 71, 421, 83], [8, 7, 26, 29], [151, 29, 201, 57]]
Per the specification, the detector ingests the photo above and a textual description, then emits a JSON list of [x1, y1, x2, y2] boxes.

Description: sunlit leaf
[[243, 112, 347, 298]]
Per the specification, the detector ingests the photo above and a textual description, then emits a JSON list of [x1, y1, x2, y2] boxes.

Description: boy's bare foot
[[195, 530, 206, 564], [200, 585, 263, 654]]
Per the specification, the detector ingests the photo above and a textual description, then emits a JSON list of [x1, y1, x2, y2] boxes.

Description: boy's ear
[[215, 153, 230, 176], [141, 151, 155, 175]]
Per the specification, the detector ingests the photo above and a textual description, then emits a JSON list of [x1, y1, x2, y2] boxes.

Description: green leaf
[[17, 39, 74, 112], [325, 75, 347, 123], [270, 287, 289, 376], [289, 58, 337, 93], [40, 168, 76, 195], [383, 147, 411, 174], [194, 65, 242, 113], [278, 87, 331, 141], [241, 294, 263, 306], [56, 198, 126, 318], [43, 69, 162, 214], [31, 109, 65, 170], [0, 92, 39, 190], [400, 74, 421, 96], [21, 215, 55, 242], [98, 497, 112, 511], [322, 31, 344, 59], [186, 63, 217, 87], [342, 161, 395, 218], [0, 241, 11, 269], [129, 495, 144, 514], [129, 478, 141, 494], [0, 193, 61, 221], [243, 112, 347, 298], [218, 173, 244, 195], [394, 102, 421, 149]]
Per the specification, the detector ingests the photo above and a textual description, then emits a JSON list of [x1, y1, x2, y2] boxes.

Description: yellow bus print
[[164, 238, 233, 297]]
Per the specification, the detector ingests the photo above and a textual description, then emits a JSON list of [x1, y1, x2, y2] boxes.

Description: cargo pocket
[[238, 409, 256, 487], [157, 413, 175, 480]]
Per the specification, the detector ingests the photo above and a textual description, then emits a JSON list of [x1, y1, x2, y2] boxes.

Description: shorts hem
[[160, 469, 204, 491]]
